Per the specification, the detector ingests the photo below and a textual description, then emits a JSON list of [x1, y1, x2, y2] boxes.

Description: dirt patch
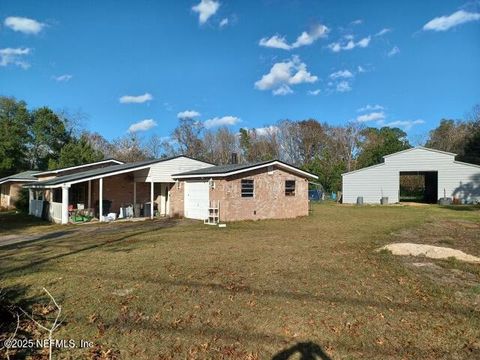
[[380, 243, 480, 263], [391, 218, 480, 256], [388, 218, 480, 311]]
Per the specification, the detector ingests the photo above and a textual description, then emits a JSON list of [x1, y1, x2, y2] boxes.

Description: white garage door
[[184, 181, 209, 220]]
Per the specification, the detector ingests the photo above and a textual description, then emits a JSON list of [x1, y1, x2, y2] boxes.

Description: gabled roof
[[26, 155, 212, 188], [33, 158, 124, 176], [173, 160, 318, 179], [342, 146, 465, 176], [383, 146, 456, 158], [0, 170, 40, 185]]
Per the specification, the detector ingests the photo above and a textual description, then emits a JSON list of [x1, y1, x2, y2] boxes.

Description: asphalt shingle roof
[[31, 158, 172, 187], [173, 159, 318, 179], [0, 170, 40, 184]]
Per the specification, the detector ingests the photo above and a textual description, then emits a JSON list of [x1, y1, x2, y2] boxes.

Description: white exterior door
[[184, 181, 209, 220]]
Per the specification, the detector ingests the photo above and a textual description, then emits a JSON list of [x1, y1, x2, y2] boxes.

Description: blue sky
[[1, 0, 479, 143]]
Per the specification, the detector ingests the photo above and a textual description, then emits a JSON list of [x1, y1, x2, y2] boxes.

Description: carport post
[[28, 189, 33, 215], [150, 181, 154, 219], [133, 181, 136, 207], [99, 178, 103, 222], [88, 180, 92, 208], [61, 185, 70, 224]]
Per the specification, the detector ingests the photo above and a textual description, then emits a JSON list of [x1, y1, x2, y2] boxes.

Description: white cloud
[[255, 56, 317, 95], [128, 119, 157, 132], [192, 0, 220, 24], [308, 89, 321, 96], [387, 46, 400, 57], [273, 85, 293, 96], [255, 125, 279, 136], [336, 81, 352, 93], [375, 28, 391, 36], [259, 24, 329, 50], [204, 115, 240, 128], [357, 104, 384, 112], [423, 10, 480, 32], [328, 36, 371, 52], [291, 24, 329, 48], [177, 110, 201, 119], [357, 65, 366, 73], [356, 111, 386, 122], [119, 93, 153, 104], [4, 16, 45, 34], [219, 17, 229, 27], [351, 19, 363, 25], [259, 35, 292, 50], [0, 47, 31, 69], [53, 74, 72, 82], [357, 36, 371, 48], [384, 119, 425, 130], [329, 69, 354, 79]]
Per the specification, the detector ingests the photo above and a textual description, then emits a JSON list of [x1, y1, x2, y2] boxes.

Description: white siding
[[134, 157, 212, 183], [342, 164, 399, 204], [342, 148, 480, 204]]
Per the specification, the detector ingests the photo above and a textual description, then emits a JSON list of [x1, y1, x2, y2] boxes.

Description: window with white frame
[[241, 179, 254, 197], [285, 180, 296, 196]]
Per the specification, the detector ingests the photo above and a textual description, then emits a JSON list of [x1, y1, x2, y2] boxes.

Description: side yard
[[1, 203, 479, 359]]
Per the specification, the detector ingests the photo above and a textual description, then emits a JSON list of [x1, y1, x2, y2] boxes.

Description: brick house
[[171, 160, 318, 222], [26, 156, 212, 223], [0, 171, 40, 209], [25, 157, 317, 224]]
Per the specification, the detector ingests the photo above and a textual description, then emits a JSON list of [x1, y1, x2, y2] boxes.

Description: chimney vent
[[231, 152, 238, 164]]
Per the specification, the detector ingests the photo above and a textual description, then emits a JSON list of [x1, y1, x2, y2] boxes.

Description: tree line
[[1, 96, 479, 192]]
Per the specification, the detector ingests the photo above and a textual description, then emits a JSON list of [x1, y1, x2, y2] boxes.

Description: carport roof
[[0, 170, 40, 184], [26, 156, 200, 188], [173, 160, 318, 179]]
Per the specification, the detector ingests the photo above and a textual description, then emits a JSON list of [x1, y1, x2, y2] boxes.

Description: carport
[[25, 156, 212, 224]]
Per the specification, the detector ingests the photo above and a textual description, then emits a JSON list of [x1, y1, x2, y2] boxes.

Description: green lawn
[[1, 204, 479, 359]]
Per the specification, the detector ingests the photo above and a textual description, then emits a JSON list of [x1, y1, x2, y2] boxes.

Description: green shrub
[[14, 188, 29, 213]]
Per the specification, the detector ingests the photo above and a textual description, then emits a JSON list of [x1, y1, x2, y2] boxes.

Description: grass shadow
[[0, 212, 56, 234], [0, 221, 180, 276], [440, 205, 480, 212], [272, 342, 332, 360]]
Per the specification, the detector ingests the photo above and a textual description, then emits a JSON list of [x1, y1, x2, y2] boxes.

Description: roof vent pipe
[[231, 153, 238, 164]]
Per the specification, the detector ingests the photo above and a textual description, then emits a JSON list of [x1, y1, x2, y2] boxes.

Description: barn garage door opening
[[399, 171, 438, 203], [184, 181, 209, 220]]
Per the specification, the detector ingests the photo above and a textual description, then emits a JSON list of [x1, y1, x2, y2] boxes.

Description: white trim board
[[33, 159, 124, 176]]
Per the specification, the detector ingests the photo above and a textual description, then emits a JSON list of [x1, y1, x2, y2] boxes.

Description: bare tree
[[203, 127, 239, 164], [331, 122, 364, 172], [277, 120, 302, 165], [426, 118, 475, 156], [111, 132, 148, 163], [145, 134, 164, 159], [171, 118, 204, 158], [19, 288, 63, 360], [82, 131, 115, 158]]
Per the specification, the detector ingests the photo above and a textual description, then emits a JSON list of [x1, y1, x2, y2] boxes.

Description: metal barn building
[[342, 147, 480, 204]]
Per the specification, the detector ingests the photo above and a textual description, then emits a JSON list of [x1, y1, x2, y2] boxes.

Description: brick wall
[[0, 183, 9, 208], [169, 181, 184, 217], [173, 166, 310, 222], [0, 182, 23, 209], [89, 174, 150, 215]]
